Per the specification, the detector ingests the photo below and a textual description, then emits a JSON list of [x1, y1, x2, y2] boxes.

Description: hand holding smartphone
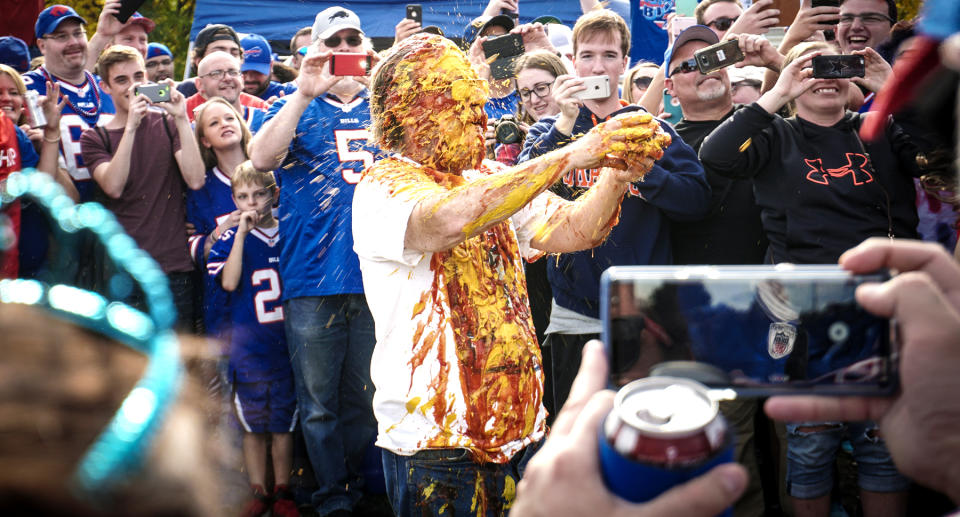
[[694, 39, 746, 74], [812, 55, 865, 79], [330, 53, 373, 76], [134, 83, 171, 103], [572, 75, 611, 100], [600, 265, 898, 397]]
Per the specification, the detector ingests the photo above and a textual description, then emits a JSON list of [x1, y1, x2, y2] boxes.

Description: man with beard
[[240, 33, 297, 101], [248, 7, 380, 516], [353, 32, 668, 517], [145, 43, 175, 82], [184, 52, 267, 131]]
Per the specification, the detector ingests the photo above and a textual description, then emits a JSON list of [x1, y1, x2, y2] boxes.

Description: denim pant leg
[[382, 448, 523, 517], [338, 294, 378, 482], [167, 271, 196, 334], [285, 295, 375, 514], [847, 421, 911, 493], [785, 421, 844, 499]]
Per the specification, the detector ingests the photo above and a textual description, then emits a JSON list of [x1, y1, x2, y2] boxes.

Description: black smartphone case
[[812, 55, 865, 79]]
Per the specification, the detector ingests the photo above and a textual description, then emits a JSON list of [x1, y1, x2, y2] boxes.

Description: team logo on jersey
[[638, 0, 674, 24], [0, 146, 18, 168], [805, 153, 874, 186], [768, 322, 796, 359]]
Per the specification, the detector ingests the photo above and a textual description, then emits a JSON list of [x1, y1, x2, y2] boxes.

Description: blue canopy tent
[[189, 0, 594, 46]]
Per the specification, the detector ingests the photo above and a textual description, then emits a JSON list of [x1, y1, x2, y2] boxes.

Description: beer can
[[25, 90, 46, 128], [598, 376, 734, 513]]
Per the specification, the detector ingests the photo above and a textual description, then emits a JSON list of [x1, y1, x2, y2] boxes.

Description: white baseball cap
[[312, 6, 363, 42]]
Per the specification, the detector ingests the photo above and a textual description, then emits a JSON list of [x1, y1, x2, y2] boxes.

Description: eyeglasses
[[518, 81, 552, 101], [670, 58, 699, 76], [201, 69, 241, 80], [705, 16, 738, 31], [633, 76, 653, 89], [43, 29, 87, 43], [838, 13, 893, 25], [322, 34, 363, 48], [145, 58, 173, 68]]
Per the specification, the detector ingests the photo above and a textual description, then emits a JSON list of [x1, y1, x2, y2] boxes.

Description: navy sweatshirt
[[699, 103, 921, 264], [517, 104, 711, 319]]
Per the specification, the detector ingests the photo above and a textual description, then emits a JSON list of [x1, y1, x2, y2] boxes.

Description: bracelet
[[42, 134, 61, 143]]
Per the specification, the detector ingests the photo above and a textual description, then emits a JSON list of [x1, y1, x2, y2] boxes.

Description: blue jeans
[[785, 420, 910, 499], [284, 294, 377, 515], [382, 444, 539, 517]]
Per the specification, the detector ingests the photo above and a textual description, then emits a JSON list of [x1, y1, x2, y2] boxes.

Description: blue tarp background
[[189, 0, 593, 44]]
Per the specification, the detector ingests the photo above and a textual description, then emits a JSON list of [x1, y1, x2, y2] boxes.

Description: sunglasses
[[670, 58, 699, 76], [633, 76, 653, 89], [322, 34, 363, 48], [706, 16, 739, 31]]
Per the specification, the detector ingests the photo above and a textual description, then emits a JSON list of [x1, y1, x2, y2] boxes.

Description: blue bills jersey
[[263, 91, 381, 299], [187, 166, 237, 336], [208, 225, 289, 382], [22, 67, 115, 201]]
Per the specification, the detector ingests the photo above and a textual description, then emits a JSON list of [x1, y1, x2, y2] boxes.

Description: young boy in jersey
[[206, 163, 297, 517]]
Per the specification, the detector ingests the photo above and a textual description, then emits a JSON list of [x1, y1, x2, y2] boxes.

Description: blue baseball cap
[[35, 4, 87, 39], [463, 14, 515, 46], [240, 33, 272, 76], [664, 25, 718, 77], [147, 43, 173, 60], [0, 37, 30, 73]]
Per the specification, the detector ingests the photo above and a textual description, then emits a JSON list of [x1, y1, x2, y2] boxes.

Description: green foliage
[[47, 0, 197, 79], [895, 0, 922, 22]]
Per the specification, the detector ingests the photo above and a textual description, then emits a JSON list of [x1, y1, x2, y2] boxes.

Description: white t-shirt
[[353, 156, 562, 463]]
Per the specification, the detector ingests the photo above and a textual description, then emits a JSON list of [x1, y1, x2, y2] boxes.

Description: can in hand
[[24, 90, 46, 128], [598, 376, 735, 515]]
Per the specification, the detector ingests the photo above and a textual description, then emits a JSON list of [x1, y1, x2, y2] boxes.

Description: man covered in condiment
[[352, 33, 672, 517]]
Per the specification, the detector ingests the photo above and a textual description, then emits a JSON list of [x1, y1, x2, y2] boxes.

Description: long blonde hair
[[192, 97, 252, 171]]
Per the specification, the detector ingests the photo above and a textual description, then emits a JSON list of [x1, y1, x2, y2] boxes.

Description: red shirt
[[185, 92, 268, 122]]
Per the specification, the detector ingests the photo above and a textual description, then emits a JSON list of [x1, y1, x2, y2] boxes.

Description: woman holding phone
[[699, 41, 922, 517]]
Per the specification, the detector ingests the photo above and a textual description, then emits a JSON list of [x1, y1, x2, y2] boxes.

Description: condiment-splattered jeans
[[284, 294, 377, 514], [785, 420, 910, 499], [382, 444, 539, 517]]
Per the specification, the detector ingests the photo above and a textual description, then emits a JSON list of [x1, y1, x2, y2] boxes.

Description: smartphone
[[812, 55, 865, 79], [769, 0, 802, 26], [502, 9, 520, 24], [811, 0, 840, 25], [405, 4, 422, 23], [661, 89, 683, 122], [600, 265, 898, 397], [573, 75, 611, 100], [482, 33, 524, 61], [695, 39, 745, 74], [134, 83, 171, 103], [330, 53, 373, 76], [115, 0, 149, 24]]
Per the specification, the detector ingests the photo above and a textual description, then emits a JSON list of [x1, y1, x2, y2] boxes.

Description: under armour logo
[[805, 153, 874, 186], [329, 10, 350, 21]]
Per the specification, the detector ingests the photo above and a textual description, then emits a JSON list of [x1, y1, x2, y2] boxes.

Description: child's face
[[232, 183, 275, 217]]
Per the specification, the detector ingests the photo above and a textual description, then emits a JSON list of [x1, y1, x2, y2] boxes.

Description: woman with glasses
[[700, 41, 919, 516], [621, 61, 659, 105]]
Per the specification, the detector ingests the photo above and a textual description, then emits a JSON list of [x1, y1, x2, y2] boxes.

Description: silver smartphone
[[600, 265, 898, 397], [573, 75, 611, 100]]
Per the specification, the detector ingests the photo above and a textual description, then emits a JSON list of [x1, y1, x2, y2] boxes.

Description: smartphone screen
[[330, 53, 372, 76], [600, 265, 897, 397]]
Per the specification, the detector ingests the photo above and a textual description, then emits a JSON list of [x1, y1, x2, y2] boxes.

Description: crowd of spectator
[[0, 0, 958, 516]]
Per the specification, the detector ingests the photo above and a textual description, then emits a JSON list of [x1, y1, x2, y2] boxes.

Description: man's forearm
[[173, 115, 206, 189], [249, 92, 311, 171], [405, 145, 579, 252], [532, 170, 628, 253], [93, 130, 136, 198]]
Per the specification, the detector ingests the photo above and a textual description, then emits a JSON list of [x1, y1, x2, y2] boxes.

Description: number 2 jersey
[[263, 92, 381, 299], [207, 226, 289, 382], [22, 66, 115, 201]]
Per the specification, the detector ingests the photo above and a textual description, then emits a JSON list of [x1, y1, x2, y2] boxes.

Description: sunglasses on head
[[706, 16, 739, 31], [323, 34, 363, 48], [670, 58, 699, 76], [633, 76, 653, 89]]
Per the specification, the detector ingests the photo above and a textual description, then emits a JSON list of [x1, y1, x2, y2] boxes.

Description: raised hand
[[296, 51, 343, 98]]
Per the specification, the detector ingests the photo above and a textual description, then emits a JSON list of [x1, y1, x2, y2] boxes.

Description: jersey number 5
[[252, 269, 284, 324], [334, 129, 373, 184]]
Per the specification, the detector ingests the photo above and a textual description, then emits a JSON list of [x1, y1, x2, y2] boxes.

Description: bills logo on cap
[[245, 47, 263, 59], [329, 10, 350, 21], [768, 322, 796, 359], [50, 5, 70, 17]]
